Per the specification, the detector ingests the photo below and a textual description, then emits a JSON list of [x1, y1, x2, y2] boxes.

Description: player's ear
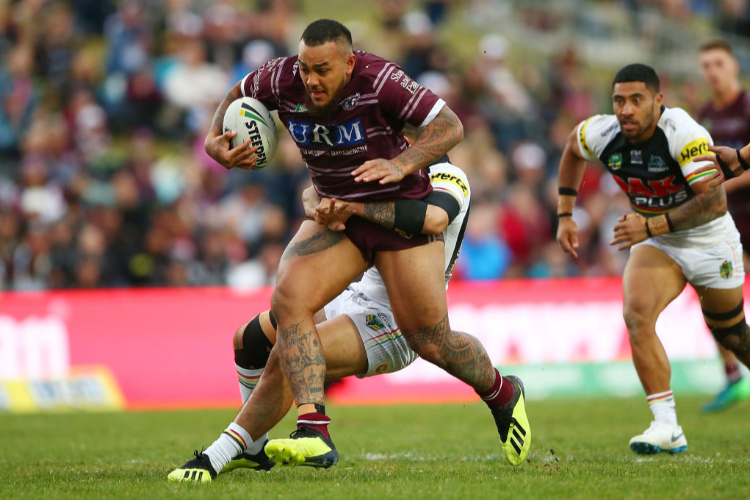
[[654, 91, 663, 107], [345, 52, 356, 76]]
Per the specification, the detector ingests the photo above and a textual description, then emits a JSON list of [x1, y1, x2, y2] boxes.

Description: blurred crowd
[[0, 0, 749, 290]]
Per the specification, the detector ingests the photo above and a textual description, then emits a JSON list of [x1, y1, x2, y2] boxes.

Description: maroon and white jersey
[[698, 90, 750, 248], [239, 51, 446, 201]]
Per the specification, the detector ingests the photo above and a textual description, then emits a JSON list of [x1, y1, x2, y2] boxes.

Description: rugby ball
[[223, 97, 278, 169]]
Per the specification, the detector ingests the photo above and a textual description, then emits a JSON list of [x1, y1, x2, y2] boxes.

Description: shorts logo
[[430, 172, 469, 196], [648, 155, 668, 173], [340, 93, 360, 110], [608, 153, 622, 170], [375, 364, 389, 374], [679, 137, 710, 167], [631, 150, 642, 164], [720, 260, 734, 279], [366, 314, 387, 331]]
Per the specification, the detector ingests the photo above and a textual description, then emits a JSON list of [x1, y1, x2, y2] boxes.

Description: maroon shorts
[[344, 216, 444, 264]]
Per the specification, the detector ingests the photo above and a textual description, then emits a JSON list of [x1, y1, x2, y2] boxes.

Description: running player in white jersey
[[169, 162, 473, 481], [556, 64, 749, 455]]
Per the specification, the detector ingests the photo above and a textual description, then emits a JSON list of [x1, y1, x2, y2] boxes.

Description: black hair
[[301, 19, 352, 48], [612, 64, 660, 94]]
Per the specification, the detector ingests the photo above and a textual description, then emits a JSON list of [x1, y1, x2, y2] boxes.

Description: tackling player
[[695, 39, 750, 412], [195, 19, 530, 472], [556, 64, 749, 454], [169, 163, 474, 481]]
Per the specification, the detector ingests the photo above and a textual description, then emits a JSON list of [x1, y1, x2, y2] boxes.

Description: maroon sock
[[297, 412, 331, 439], [726, 361, 742, 385], [477, 368, 515, 410]]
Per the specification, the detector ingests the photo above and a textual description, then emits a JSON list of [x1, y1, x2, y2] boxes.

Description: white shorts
[[323, 282, 418, 378], [635, 230, 745, 289]]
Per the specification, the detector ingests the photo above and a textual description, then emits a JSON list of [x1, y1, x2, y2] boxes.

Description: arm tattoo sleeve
[[393, 106, 463, 175], [668, 186, 727, 232], [362, 201, 396, 230], [208, 84, 243, 137]]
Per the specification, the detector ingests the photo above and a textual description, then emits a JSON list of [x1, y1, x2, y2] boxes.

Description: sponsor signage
[[0, 279, 746, 409]]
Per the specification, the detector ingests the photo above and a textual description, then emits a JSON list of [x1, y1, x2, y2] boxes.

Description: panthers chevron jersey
[[358, 162, 470, 305], [577, 106, 737, 248]]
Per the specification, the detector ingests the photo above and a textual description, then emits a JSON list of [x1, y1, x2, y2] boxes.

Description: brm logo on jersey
[[287, 119, 366, 147]]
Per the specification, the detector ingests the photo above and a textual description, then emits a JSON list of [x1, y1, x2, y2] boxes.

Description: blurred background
[[0, 0, 748, 292]]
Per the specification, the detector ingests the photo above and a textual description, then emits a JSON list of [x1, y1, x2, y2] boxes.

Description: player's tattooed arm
[[393, 106, 464, 175], [352, 106, 463, 184], [362, 202, 396, 229], [667, 184, 727, 232], [204, 81, 258, 170], [208, 81, 243, 138]]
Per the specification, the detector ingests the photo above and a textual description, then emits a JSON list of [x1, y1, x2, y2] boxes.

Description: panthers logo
[[720, 260, 734, 279], [366, 314, 386, 331]]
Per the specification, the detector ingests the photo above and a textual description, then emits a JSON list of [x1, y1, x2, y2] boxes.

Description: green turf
[[3, 396, 750, 499]]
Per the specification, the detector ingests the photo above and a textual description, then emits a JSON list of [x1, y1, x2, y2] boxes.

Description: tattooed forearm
[[668, 185, 727, 232], [362, 201, 396, 230], [404, 315, 496, 393], [276, 321, 326, 405], [207, 82, 243, 138], [281, 230, 344, 261], [393, 106, 464, 175]]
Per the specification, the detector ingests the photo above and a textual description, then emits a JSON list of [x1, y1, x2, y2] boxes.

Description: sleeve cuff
[[419, 99, 446, 128]]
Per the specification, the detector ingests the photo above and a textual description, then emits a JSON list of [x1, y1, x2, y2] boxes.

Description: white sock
[[204, 422, 252, 473], [647, 390, 678, 426], [237, 365, 264, 403], [235, 365, 270, 453]]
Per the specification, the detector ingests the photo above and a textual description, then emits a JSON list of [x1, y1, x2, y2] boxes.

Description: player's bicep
[[240, 58, 283, 110], [377, 65, 442, 127]]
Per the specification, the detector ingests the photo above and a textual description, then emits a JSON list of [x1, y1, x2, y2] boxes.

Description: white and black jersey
[[577, 107, 737, 248], [358, 162, 471, 305]]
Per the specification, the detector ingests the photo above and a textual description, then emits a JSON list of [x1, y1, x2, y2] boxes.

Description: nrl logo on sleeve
[[340, 93, 361, 110], [608, 153, 622, 170], [720, 260, 734, 279]]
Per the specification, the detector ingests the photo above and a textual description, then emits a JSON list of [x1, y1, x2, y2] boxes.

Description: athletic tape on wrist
[[738, 149, 750, 172], [557, 212, 573, 218], [558, 187, 578, 196], [716, 153, 738, 180]]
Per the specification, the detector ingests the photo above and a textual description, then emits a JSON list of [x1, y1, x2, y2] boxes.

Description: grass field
[[4, 396, 750, 499]]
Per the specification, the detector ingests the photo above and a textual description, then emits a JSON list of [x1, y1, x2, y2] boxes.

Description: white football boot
[[629, 421, 687, 454]]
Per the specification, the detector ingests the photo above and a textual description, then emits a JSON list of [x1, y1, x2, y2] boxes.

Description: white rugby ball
[[223, 97, 278, 169]]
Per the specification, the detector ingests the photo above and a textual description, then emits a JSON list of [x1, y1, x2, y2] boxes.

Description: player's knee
[[404, 339, 446, 368], [622, 305, 655, 342], [270, 285, 295, 321], [233, 322, 250, 350], [711, 319, 750, 356], [234, 314, 275, 370]]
